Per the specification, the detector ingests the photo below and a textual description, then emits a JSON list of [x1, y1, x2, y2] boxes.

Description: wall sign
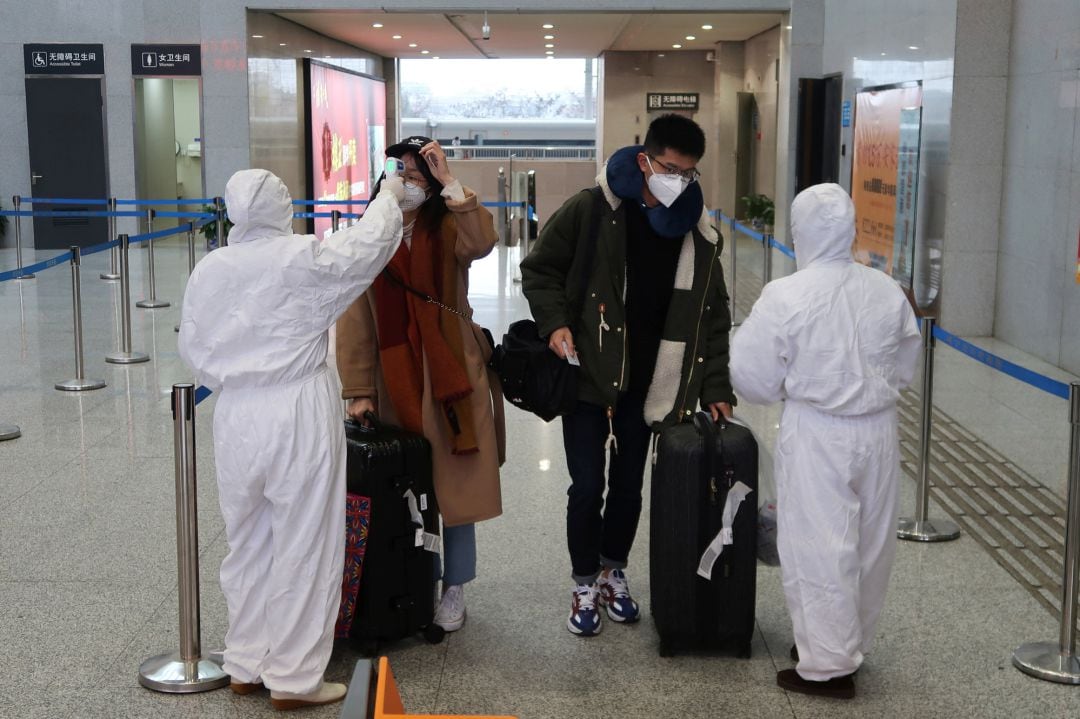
[[131, 44, 202, 76], [646, 93, 699, 111], [24, 44, 104, 75], [841, 100, 852, 127]]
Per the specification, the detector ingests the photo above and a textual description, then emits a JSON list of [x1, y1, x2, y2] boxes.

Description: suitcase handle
[[345, 410, 388, 434], [693, 411, 725, 490]]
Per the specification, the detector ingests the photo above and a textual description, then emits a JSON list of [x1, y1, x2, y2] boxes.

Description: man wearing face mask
[[336, 137, 504, 635], [521, 113, 736, 637]]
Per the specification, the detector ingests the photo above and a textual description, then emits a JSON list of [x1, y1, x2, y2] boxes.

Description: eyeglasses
[[402, 172, 429, 187], [647, 155, 700, 183]]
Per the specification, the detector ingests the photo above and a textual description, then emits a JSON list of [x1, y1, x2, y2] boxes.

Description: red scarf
[[371, 216, 478, 454]]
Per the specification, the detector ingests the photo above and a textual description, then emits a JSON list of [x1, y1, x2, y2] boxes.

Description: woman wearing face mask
[[335, 136, 504, 633]]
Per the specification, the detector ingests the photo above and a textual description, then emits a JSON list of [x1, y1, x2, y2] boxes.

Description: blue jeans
[[562, 394, 652, 585], [434, 522, 476, 586]]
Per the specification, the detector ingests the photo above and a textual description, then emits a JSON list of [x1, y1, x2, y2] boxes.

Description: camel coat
[[335, 187, 504, 527]]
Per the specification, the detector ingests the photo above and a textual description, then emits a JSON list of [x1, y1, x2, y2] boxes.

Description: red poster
[[307, 62, 386, 239]]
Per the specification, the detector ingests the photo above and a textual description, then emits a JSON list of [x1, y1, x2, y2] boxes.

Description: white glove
[[378, 175, 406, 204]]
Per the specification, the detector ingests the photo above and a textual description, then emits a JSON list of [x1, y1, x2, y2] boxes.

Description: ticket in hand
[[562, 340, 581, 366]]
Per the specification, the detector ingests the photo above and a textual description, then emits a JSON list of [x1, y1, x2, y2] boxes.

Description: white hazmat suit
[[178, 169, 402, 693], [730, 183, 920, 681]]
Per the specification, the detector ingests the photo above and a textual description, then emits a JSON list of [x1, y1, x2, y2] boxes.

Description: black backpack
[[490, 187, 603, 422]]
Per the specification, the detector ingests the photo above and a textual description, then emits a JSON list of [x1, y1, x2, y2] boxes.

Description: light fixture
[[908, 45, 919, 50], [372, 22, 383, 28], [545, 43, 554, 48], [701, 24, 713, 30], [546, 50, 554, 55], [685, 35, 696, 41], [433, 56, 440, 60], [880, 52, 887, 56], [542, 23, 554, 29], [546, 55, 554, 60], [785, 25, 792, 29], [324, 55, 332, 59], [544, 34, 554, 40], [392, 34, 402, 40], [304, 49, 312, 53], [279, 43, 287, 47], [658, 53, 666, 57], [408, 43, 417, 48], [421, 50, 430, 55], [251, 34, 264, 39], [672, 44, 682, 49]]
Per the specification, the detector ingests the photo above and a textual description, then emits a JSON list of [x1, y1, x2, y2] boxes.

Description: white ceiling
[[271, 11, 784, 60]]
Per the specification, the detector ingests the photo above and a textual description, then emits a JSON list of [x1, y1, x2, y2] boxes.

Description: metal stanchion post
[[0, 425, 21, 441], [139, 384, 229, 694], [176, 223, 196, 334], [101, 197, 120, 280], [136, 209, 170, 309], [331, 209, 341, 233], [497, 167, 508, 246], [1012, 382, 1080, 684], [56, 246, 106, 392], [215, 197, 227, 248], [763, 234, 774, 284], [730, 218, 739, 326], [12, 195, 34, 280], [898, 317, 960, 541], [106, 234, 150, 364]]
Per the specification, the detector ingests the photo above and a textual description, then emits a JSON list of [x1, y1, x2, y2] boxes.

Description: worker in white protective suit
[[729, 183, 921, 700], [178, 169, 403, 710]]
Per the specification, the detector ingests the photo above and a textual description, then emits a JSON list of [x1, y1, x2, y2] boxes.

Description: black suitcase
[[650, 412, 758, 657], [343, 415, 444, 647]]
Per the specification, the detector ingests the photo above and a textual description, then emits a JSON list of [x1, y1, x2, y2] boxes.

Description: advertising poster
[[851, 83, 923, 285], [306, 61, 386, 239]]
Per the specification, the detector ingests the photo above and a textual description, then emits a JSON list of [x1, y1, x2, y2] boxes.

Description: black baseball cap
[[385, 135, 432, 159]]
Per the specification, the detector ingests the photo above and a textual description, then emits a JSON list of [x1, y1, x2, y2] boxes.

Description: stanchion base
[[14, 273, 36, 280], [106, 351, 150, 364], [1012, 642, 1080, 684], [100, 272, 120, 281], [0, 425, 21, 441], [897, 517, 961, 542], [55, 378, 107, 392], [138, 652, 229, 694], [136, 299, 171, 309]]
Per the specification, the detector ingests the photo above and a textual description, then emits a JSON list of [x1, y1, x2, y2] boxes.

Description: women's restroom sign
[[131, 44, 201, 76]]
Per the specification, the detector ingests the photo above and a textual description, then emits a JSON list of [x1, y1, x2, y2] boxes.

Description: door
[[795, 76, 843, 194], [25, 77, 108, 249], [734, 92, 757, 220]]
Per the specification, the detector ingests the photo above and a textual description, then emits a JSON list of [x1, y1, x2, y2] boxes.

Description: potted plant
[[201, 203, 232, 248], [741, 193, 775, 231]]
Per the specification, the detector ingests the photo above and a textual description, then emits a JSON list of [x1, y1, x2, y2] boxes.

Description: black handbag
[[490, 187, 603, 422]]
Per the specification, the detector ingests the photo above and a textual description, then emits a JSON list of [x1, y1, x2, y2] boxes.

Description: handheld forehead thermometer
[[385, 157, 405, 177]]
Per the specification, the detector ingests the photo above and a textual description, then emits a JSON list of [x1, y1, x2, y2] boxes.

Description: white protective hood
[[790, 183, 855, 271], [224, 169, 296, 245]]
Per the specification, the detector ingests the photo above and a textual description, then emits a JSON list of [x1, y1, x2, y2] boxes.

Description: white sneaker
[[269, 681, 347, 710], [434, 584, 467, 632]]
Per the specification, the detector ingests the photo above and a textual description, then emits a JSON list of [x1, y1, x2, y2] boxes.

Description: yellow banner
[[851, 85, 923, 284]]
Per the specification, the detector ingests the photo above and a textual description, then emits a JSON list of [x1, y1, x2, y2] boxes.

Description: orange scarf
[[372, 216, 478, 455]]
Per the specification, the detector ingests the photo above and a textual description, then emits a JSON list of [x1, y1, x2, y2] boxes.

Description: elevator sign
[[647, 93, 699, 111], [24, 44, 104, 75], [131, 44, 202, 76]]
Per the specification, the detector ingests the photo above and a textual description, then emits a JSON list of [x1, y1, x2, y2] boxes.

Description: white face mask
[[399, 181, 430, 212], [646, 157, 691, 208]]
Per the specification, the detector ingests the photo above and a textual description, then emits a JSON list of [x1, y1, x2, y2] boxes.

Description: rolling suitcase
[[342, 415, 445, 648], [650, 412, 758, 657]]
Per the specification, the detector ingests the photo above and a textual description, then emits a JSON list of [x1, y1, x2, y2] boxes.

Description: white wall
[[996, 0, 1080, 372], [744, 26, 781, 201]]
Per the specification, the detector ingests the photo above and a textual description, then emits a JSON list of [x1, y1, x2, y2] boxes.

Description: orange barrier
[[374, 656, 517, 719]]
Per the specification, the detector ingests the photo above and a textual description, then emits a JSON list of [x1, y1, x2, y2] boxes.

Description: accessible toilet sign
[[131, 44, 202, 76], [24, 44, 104, 75]]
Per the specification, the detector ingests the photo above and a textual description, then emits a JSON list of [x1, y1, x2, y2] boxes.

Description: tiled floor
[[1, 234, 1079, 718]]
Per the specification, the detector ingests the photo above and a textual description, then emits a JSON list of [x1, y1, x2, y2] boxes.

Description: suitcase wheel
[[422, 624, 446, 644], [658, 641, 674, 658]]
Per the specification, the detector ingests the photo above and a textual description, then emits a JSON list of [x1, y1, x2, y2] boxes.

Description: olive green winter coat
[[520, 171, 736, 429]]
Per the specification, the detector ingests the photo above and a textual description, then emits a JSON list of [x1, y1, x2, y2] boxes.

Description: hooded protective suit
[[729, 183, 920, 681], [178, 169, 402, 693]]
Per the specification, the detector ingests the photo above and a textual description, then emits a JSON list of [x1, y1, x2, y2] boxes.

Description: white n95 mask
[[399, 182, 430, 212], [646, 159, 691, 208]]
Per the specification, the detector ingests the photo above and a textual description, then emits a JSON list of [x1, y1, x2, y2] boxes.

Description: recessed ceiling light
[[421, 50, 430, 55], [908, 45, 919, 50], [672, 44, 682, 49], [545, 43, 554, 48], [372, 22, 383, 28], [392, 34, 402, 40], [408, 43, 417, 48], [324, 55, 331, 59], [304, 49, 312, 53], [785, 25, 792, 30], [685, 35, 696, 41], [251, 34, 264, 39], [546, 55, 554, 60], [701, 24, 713, 30], [279, 43, 287, 47], [542, 23, 554, 29], [433, 56, 440, 60], [544, 34, 554, 40], [546, 50, 554, 55], [880, 52, 887, 56], [657, 53, 665, 57]]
